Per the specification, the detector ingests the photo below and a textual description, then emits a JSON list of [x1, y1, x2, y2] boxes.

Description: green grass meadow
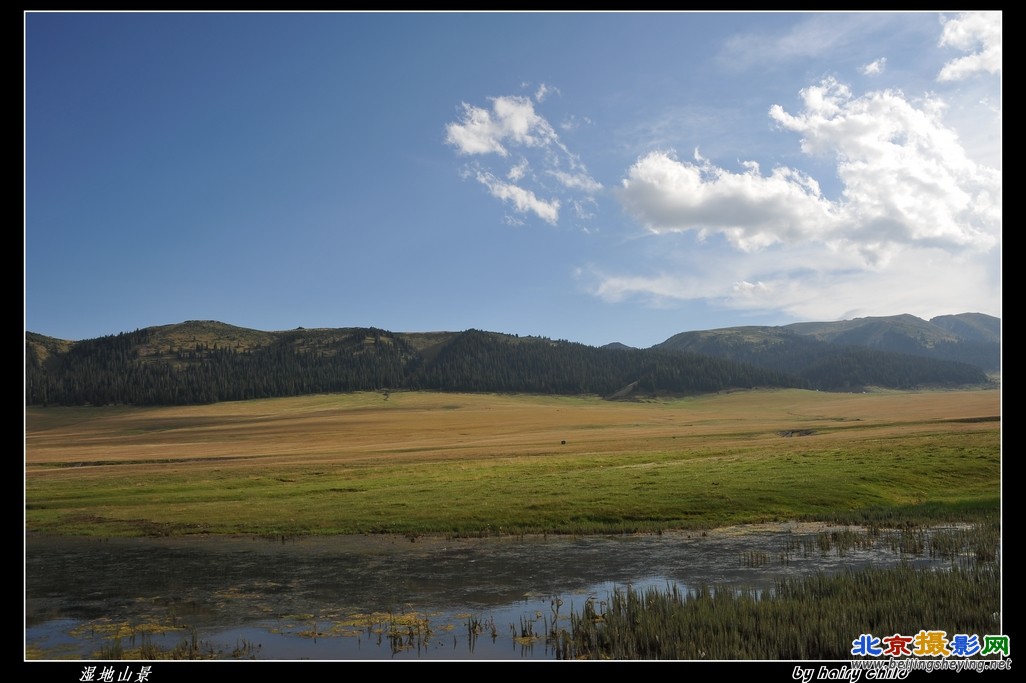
[[25, 389, 1000, 537]]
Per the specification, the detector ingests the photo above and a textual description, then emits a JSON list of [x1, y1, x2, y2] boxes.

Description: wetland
[[24, 389, 1002, 660]]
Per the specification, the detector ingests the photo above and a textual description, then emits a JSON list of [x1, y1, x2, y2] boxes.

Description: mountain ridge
[[27, 311, 999, 349], [25, 312, 998, 407], [654, 312, 999, 373]]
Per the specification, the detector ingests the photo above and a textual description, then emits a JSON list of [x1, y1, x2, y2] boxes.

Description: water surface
[[25, 524, 956, 660]]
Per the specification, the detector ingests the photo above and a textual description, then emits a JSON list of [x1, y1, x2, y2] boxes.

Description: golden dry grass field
[[25, 388, 1000, 537]]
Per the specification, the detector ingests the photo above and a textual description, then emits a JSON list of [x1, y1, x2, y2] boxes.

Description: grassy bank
[[25, 389, 1000, 537], [558, 560, 1001, 660]]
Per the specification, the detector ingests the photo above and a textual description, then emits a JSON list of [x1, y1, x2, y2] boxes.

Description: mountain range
[[651, 312, 999, 376], [25, 313, 998, 406]]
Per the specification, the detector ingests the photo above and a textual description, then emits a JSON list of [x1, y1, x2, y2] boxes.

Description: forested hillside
[[26, 324, 804, 406], [654, 327, 990, 391], [26, 315, 995, 407]]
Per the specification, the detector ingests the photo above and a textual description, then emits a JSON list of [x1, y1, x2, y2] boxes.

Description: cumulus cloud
[[769, 77, 1000, 258], [446, 90, 600, 227], [861, 57, 886, 75], [601, 73, 1000, 320], [618, 77, 999, 268], [937, 11, 1002, 81], [619, 149, 837, 252]]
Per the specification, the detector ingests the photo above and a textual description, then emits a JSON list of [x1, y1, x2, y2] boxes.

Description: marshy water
[[25, 524, 981, 660]]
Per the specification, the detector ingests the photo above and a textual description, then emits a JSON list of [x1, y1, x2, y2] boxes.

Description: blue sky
[[24, 11, 1001, 348]]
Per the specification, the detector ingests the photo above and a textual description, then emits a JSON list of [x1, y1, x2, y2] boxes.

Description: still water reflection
[[25, 525, 953, 660]]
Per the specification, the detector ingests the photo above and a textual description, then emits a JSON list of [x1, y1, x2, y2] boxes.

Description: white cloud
[[732, 280, 769, 296], [861, 57, 886, 75], [769, 77, 1000, 258], [571, 197, 597, 221], [618, 149, 838, 251], [937, 11, 1002, 81], [586, 243, 999, 325], [445, 96, 558, 158], [508, 159, 529, 182], [447, 89, 598, 227], [535, 82, 559, 102], [475, 171, 560, 225], [618, 77, 999, 265], [718, 13, 902, 71], [548, 169, 603, 193], [752, 249, 996, 322], [601, 74, 1000, 321]]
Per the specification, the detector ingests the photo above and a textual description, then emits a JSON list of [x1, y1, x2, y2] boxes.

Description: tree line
[[25, 326, 988, 407]]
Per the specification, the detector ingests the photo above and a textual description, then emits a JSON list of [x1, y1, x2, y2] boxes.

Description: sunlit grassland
[[25, 389, 1000, 537]]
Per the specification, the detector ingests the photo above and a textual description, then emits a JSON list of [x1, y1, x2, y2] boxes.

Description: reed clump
[[562, 561, 999, 660]]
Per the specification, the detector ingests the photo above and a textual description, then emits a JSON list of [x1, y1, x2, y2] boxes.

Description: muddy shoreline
[[26, 519, 853, 551]]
